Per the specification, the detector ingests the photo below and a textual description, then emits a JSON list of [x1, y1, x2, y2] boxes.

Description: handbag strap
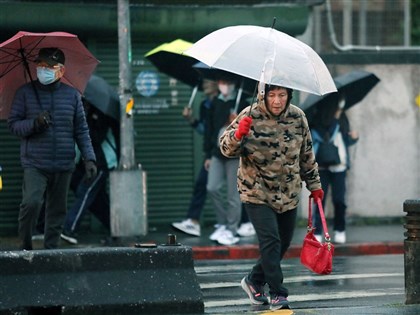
[[327, 124, 339, 143], [308, 197, 331, 242]]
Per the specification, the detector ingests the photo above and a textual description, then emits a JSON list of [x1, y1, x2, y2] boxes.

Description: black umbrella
[[300, 70, 380, 117], [144, 39, 200, 88], [83, 75, 120, 121]]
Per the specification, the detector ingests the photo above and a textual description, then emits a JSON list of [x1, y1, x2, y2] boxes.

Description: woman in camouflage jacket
[[220, 84, 324, 310]]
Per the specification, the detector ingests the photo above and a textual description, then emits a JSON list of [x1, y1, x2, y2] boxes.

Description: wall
[[300, 60, 420, 220]]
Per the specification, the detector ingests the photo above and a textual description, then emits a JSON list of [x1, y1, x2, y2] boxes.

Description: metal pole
[[404, 0, 411, 47], [358, 0, 367, 46], [342, 0, 352, 46], [118, 0, 135, 170], [109, 0, 147, 237]]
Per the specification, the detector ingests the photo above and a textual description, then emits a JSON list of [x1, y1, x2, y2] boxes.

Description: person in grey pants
[[204, 75, 248, 245]]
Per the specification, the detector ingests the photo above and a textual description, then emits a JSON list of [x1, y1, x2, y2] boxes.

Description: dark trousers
[[19, 168, 72, 250], [63, 169, 110, 233], [314, 169, 347, 234], [245, 204, 297, 297], [186, 165, 208, 221]]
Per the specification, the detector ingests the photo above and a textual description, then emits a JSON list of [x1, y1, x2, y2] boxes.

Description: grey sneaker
[[270, 293, 289, 310], [241, 276, 269, 305]]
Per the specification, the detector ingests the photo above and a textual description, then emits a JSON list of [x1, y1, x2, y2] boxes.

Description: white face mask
[[218, 83, 235, 97]]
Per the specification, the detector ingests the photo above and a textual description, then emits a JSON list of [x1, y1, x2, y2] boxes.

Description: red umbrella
[[0, 31, 99, 119]]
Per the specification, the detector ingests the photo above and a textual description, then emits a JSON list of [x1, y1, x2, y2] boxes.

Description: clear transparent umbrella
[[185, 25, 337, 96]]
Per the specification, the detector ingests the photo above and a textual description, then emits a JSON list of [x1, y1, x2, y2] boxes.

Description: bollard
[[403, 199, 420, 304]]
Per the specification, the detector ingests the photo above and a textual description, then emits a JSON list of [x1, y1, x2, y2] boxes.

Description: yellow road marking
[[260, 309, 293, 315]]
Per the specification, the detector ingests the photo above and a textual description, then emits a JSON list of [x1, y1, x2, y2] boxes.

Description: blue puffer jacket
[[8, 80, 96, 172]]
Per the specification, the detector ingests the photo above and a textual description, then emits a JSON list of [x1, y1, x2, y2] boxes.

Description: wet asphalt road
[[196, 254, 420, 314]]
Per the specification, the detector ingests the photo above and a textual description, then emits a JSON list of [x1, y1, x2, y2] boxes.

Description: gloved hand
[[34, 111, 52, 131], [234, 116, 252, 140], [84, 160, 97, 183], [310, 189, 324, 201]]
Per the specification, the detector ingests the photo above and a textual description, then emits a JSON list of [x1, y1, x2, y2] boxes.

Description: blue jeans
[[63, 169, 109, 233], [245, 204, 297, 297], [314, 169, 347, 234], [186, 165, 208, 221]]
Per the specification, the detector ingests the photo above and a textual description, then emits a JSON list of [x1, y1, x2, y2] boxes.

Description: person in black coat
[[310, 96, 359, 244], [8, 48, 96, 250]]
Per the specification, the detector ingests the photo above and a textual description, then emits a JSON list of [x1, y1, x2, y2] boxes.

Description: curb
[[192, 242, 404, 260]]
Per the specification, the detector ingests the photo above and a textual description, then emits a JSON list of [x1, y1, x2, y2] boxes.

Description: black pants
[[244, 203, 297, 297], [19, 168, 72, 250], [314, 169, 347, 234]]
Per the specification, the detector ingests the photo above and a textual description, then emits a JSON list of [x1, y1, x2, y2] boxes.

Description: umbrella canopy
[[145, 39, 201, 88], [185, 25, 336, 96], [193, 62, 257, 96], [0, 31, 99, 119], [300, 70, 380, 117], [83, 75, 120, 121]]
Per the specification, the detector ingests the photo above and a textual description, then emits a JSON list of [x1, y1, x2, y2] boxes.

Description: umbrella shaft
[[188, 85, 199, 108]]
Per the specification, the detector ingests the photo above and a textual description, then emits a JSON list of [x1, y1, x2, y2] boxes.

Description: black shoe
[[241, 276, 269, 305]]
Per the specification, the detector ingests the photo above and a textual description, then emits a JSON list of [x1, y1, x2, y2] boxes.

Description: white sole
[[240, 277, 267, 305]]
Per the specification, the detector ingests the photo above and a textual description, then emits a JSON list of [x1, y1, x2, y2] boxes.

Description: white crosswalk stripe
[[195, 257, 405, 313]]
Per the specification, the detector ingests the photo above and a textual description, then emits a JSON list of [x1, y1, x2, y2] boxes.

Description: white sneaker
[[334, 231, 346, 244], [32, 234, 44, 241], [217, 230, 240, 246], [209, 225, 226, 241], [172, 219, 201, 237], [60, 233, 78, 245], [314, 234, 322, 243], [237, 222, 256, 237]]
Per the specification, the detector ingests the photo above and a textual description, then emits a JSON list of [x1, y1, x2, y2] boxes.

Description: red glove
[[234, 116, 252, 140], [310, 189, 324, 201]]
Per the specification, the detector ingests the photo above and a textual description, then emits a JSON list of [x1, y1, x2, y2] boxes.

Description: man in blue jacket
[[8, 47, 97, 250]]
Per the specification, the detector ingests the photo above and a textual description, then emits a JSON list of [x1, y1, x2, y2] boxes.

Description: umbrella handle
[[187, 85, 199, 108], [247, 81, 259, 116]]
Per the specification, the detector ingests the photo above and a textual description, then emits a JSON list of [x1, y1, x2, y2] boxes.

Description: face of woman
[[265, 87, 289, 116]]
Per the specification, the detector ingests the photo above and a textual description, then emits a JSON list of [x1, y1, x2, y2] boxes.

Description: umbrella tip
[[271, 17, 277, 29]]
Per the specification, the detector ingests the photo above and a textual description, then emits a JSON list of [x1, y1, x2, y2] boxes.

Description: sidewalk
[[0, 222, 405, 260], [169, 223, 405, 260]]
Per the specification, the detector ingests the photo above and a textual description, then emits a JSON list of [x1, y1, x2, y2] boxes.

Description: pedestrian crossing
[[194, 256, 405, 314]]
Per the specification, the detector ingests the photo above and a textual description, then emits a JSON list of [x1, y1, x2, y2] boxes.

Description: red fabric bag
[[300, 197, 334, 275]]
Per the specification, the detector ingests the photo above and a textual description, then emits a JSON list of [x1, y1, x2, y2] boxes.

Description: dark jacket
[[8, 80, 95, 172], [84, 105, 115, 170], [204, 95, 248, 160]]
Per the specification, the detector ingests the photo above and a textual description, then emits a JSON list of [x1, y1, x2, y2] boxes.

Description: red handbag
[[300, 197, 334, 275]]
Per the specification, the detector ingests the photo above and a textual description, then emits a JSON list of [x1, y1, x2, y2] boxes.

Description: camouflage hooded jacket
[[220, 100, 321, 213]]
